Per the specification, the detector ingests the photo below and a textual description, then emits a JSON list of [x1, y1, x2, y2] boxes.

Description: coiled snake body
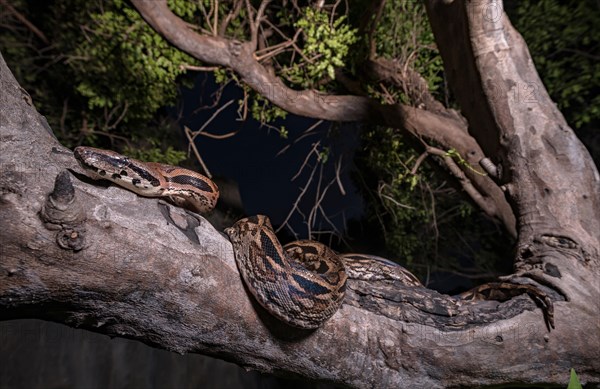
[[75, 146, 421, 329]]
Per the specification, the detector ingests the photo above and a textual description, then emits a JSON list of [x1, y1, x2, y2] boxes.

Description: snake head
[[74, 146, 130, 173], [225, 215, 274, 239]]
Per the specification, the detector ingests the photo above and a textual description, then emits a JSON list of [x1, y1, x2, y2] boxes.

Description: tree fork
[[129, 0, 517, 237], [1, 1, 599, 385]]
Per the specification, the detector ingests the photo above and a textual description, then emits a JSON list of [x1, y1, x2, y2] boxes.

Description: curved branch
[[1, 48, 599, 387], [130, 0, 516, 236]]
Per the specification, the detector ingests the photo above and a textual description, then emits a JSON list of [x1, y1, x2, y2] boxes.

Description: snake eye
[[95, 152, 127, 167]]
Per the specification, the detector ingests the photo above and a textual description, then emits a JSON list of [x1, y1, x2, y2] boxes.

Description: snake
[[74, 146, 422, 329], [74, 146, 219, 213]]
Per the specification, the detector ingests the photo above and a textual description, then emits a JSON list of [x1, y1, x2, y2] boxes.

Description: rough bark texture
[[1, 0, 599, 387]]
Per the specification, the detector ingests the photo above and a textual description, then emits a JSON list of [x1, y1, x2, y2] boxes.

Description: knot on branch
[[56, 228, 86, 251], [229, 40, 243, 57], [40, 170, 87, 251], [479, 157, 501, 180]]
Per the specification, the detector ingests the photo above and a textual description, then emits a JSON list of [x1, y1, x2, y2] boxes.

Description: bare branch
[[107, 101, 129, 130], [184, 125, 212, 178], [425, 145, 497, 221], [218, 0, 244, 36], [213, 0, 219, 36], [251, 0, 271, 51], [334, 155, 346, 196], [180, 64, 219, 72], [191, 99, 236, 139], [1, 19, 599, 385], [0, 0, 49, 44]]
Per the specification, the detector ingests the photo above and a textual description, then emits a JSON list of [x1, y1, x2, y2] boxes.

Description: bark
[[424, 0, 600, 316], [128, 0, 516, 237], [1, 0, 599, 387]]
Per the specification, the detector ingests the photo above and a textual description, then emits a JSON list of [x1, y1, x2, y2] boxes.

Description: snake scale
[[74, 146, 421, 329]]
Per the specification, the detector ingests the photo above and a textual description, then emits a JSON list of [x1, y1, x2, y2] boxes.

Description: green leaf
[[567, 369, 583, 389]]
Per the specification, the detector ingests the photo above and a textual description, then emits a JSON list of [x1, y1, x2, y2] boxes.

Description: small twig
[[255, 41, 294, 62], [197, 129, 239, 140], [379, 83, 396, 104], [213, 0, 219, 36], [307, 165, 338, 238], [251, 0, 271, 51], [377, 181, 416, 211], [291, 142, 320, 181], [59, 99, 69, 136], [262, 19, 311, 63], [237, 87, 248, 121], [426, 146, 495, 218], [307, 162, 326, 237], [90, 130, 133, 149], [218, 0, 243, 36], [255, 22, 302, 62], [423, 180, 439, 259], [410, 151, 429, 175], [198, 1, 214, 35], [379, 193, 416, 210], [107, 101, 129, 130], [0, 0, 49, 44], [191, 99, 235, 140], [179, 64, 219, 72], [184, 126, 212, 178], [276, 158, 319, 236], [334, 155, 346, 196], [245, 0, 257, 48], [277, 119, 323, 157], [192, 82, 227, 115], [330, 0, 343, 25], [366, 0, 386, 59], [255, 39, 293, 56]]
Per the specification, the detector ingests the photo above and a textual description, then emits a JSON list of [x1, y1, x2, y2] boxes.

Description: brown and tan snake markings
[[225, 215, 348, 329], [74, 146, 218, 213], [75, 146, 422, 329]]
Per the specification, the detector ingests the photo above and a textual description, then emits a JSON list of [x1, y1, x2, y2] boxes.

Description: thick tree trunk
[[1, 1, 599, 386]]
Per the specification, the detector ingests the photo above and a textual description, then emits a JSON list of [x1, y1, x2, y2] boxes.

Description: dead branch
[[0, 0, 49, 44], [184, 125, 212, 178]]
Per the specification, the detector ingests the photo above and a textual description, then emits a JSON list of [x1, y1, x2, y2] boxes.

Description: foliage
[[368, 0, 444, 97], [250, 93, 288, 125], [123, 144, 187, 165], [1, 0, 595, 278], [351, 0, 479, 276], [567, 368, 583, 389], [0, 0, 196, 163], [73, 0, 197, 123], [358, 128, 512, 277], [283, 8, 358, 87], [511, 0, 600, 129]]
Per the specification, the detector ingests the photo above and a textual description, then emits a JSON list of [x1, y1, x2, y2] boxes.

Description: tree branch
[[425, 0, 600, 296], [0, 0, 50, 44], [2, 0, 599, 384], [129, 0, 516, 236]]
